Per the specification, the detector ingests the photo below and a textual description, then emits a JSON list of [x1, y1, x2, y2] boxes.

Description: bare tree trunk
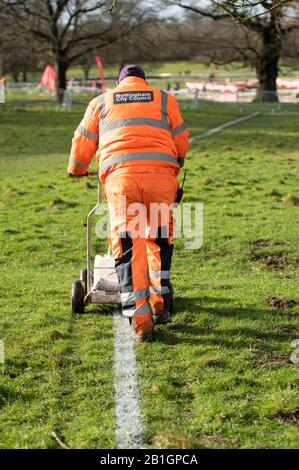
[[12, 70, 19, 82], [82, 64, 91, 82], [254, 25, 281, 103], [57, 56, 68, 103]]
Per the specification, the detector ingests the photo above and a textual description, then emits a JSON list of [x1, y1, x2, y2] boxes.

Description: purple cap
[[118, 64, 146, 82]]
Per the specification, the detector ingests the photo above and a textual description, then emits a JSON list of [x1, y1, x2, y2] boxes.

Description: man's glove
[[178, 156, 185, 168], [68, 172, 89, 177]]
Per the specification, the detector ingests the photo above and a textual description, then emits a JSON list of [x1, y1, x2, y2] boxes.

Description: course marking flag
[[40, 65, 56, 92], [95, 56, 107, 93]]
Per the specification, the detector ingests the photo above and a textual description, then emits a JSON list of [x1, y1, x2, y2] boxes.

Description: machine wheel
[[71, 280, 85, 314], [169, 282, 174, 316], [80, 268, 88, 295]]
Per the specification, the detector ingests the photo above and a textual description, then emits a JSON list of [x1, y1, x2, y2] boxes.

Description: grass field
[[0, 98, 298, 448], [12, 61, 251, 83], [11, 60, 299, 83], [67, 61, 252, 79]]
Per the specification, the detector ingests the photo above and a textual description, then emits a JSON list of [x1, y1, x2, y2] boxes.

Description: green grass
[[0, 99, 298, 448], [67, 61, 252, 79], [14, 60, 299, 82], [11, 61, 250, 83]]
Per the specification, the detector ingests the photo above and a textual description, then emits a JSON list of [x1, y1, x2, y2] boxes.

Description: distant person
[[0, 76, 5, 104], [68, 65, 189, 342], [68, 78, 74, 88], [0, 76, 7, 87], [209, 71, 216, 82]]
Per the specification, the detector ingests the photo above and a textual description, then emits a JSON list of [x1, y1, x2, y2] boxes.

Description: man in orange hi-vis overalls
[[68, 65, 189, 342]]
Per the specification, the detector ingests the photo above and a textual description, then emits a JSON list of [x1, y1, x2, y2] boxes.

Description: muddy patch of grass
[[266, 296, 297, 309], [251, 350, 289, 370], [48, 197, 78, 209], [272, 409, 299, 426], [200, 434, 229, 446], [251, 252, 289, 271], [274, 325, 298, 334], [252, 239, 272, 248], [282, 194, 299, 206], [150, 431, 193, 449]]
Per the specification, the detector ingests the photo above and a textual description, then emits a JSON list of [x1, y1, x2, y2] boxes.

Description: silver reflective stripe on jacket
[[162, 90, 186, 136], [100, 117, 171, 135], [69, 157, 88, 169], [98, 90, 172, 136], [172, 122, 187, 137], [98, 94, 106, 120], [99, 152, 179, 175], [77, 125, 98, 141], [161, 90, 168, 120]]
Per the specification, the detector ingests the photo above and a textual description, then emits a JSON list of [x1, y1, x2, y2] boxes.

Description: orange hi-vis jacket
[[68, 77, 189, 182]]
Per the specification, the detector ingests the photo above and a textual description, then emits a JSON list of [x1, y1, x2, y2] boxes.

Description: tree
[[1, 0, 149, 100], [0, 12, 46, 81], [165, 1, 299, 101], [102, 20, 187, 70]]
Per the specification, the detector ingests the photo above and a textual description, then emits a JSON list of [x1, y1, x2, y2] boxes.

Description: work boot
[[134, 332, 153, 343], [153, 311, 172, 325], [129, 316, 154, 342]]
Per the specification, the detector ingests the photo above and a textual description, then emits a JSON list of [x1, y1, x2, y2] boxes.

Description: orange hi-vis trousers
[[105, 172, 178, 335]]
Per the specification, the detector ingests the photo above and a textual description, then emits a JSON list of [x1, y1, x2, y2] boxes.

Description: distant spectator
[[0, 76, 7, 87], [209, 71, 216, 82]]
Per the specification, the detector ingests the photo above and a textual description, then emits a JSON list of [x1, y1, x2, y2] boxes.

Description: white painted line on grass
[[190, 112, 261, 142], [113, 309, 143, 449]]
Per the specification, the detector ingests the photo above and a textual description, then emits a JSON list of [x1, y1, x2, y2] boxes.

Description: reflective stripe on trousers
[[100, 151, 179, 175], [120, 287, 150, 308], [114, 232, 154, 334]]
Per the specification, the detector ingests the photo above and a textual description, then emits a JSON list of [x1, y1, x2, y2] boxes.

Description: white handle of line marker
[[190, 112, 261, 142]]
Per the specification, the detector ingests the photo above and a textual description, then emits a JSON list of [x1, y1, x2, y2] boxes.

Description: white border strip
[[113, 309, 143, 449], [190, 112, 260, 142]]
